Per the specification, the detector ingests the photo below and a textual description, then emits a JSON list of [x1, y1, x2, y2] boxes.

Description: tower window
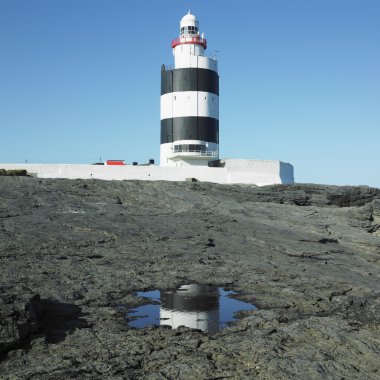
[[174, 144, 206, 153], [180, 26, 198, 35]]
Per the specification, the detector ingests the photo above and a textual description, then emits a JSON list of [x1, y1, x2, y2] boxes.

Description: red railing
[[171, 36, 207, 49]]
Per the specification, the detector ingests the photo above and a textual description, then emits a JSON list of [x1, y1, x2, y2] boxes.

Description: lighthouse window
[[181, 26, 198, 35], [174, 144, 206, 153]]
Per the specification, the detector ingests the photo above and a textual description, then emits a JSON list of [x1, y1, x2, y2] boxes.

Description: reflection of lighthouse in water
[[160, 284, 219, 333]]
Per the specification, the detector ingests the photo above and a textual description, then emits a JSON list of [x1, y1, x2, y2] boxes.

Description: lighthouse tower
[[160, 12, 219, 167]]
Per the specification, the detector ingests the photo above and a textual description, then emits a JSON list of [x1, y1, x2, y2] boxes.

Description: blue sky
[[0, 0, 379, 187]]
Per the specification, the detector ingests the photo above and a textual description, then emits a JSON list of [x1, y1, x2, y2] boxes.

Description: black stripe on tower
[[161, 286, 219, 312], [161, 68, 219, 95], [161, 117, 219, 144]]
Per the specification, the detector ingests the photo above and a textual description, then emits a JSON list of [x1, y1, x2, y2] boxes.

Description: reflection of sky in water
[[218, 289, 256, 329], [128, 304, 160, 328], [127, 286, 256, 332], [136, 290, 160, 302]]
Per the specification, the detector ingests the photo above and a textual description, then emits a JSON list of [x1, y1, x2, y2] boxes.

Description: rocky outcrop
[[0, 286, 41, 356], [0, 177, 379, 379]]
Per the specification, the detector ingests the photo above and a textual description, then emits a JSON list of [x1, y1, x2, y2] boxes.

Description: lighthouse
[[160, 12, 219, 167], [0, 13, 294, 185]]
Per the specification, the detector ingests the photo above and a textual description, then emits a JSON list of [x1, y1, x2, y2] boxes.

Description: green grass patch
[[0, 169, 29, 176]]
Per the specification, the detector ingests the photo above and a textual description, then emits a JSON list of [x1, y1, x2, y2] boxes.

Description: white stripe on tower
[[160, 92, 219, 120]]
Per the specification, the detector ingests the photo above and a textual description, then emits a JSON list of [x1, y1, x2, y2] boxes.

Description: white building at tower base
[[0, 159, 294, 186]]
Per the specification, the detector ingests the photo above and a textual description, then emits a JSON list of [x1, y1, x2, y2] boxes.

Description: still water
[[126, 284, 256, 333]]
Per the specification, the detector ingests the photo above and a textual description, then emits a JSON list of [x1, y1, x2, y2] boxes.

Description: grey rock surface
[[0, 177, 379, 379]]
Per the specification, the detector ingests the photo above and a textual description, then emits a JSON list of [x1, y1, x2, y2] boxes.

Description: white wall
[[160, 143, 174, 166], [0, 159, 294, 185]]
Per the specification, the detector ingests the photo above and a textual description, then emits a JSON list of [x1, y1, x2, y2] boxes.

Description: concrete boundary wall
[[0, 159, 294, 186]]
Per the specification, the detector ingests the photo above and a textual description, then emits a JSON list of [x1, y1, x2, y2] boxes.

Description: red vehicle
[[105, 160, 126, 166]]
